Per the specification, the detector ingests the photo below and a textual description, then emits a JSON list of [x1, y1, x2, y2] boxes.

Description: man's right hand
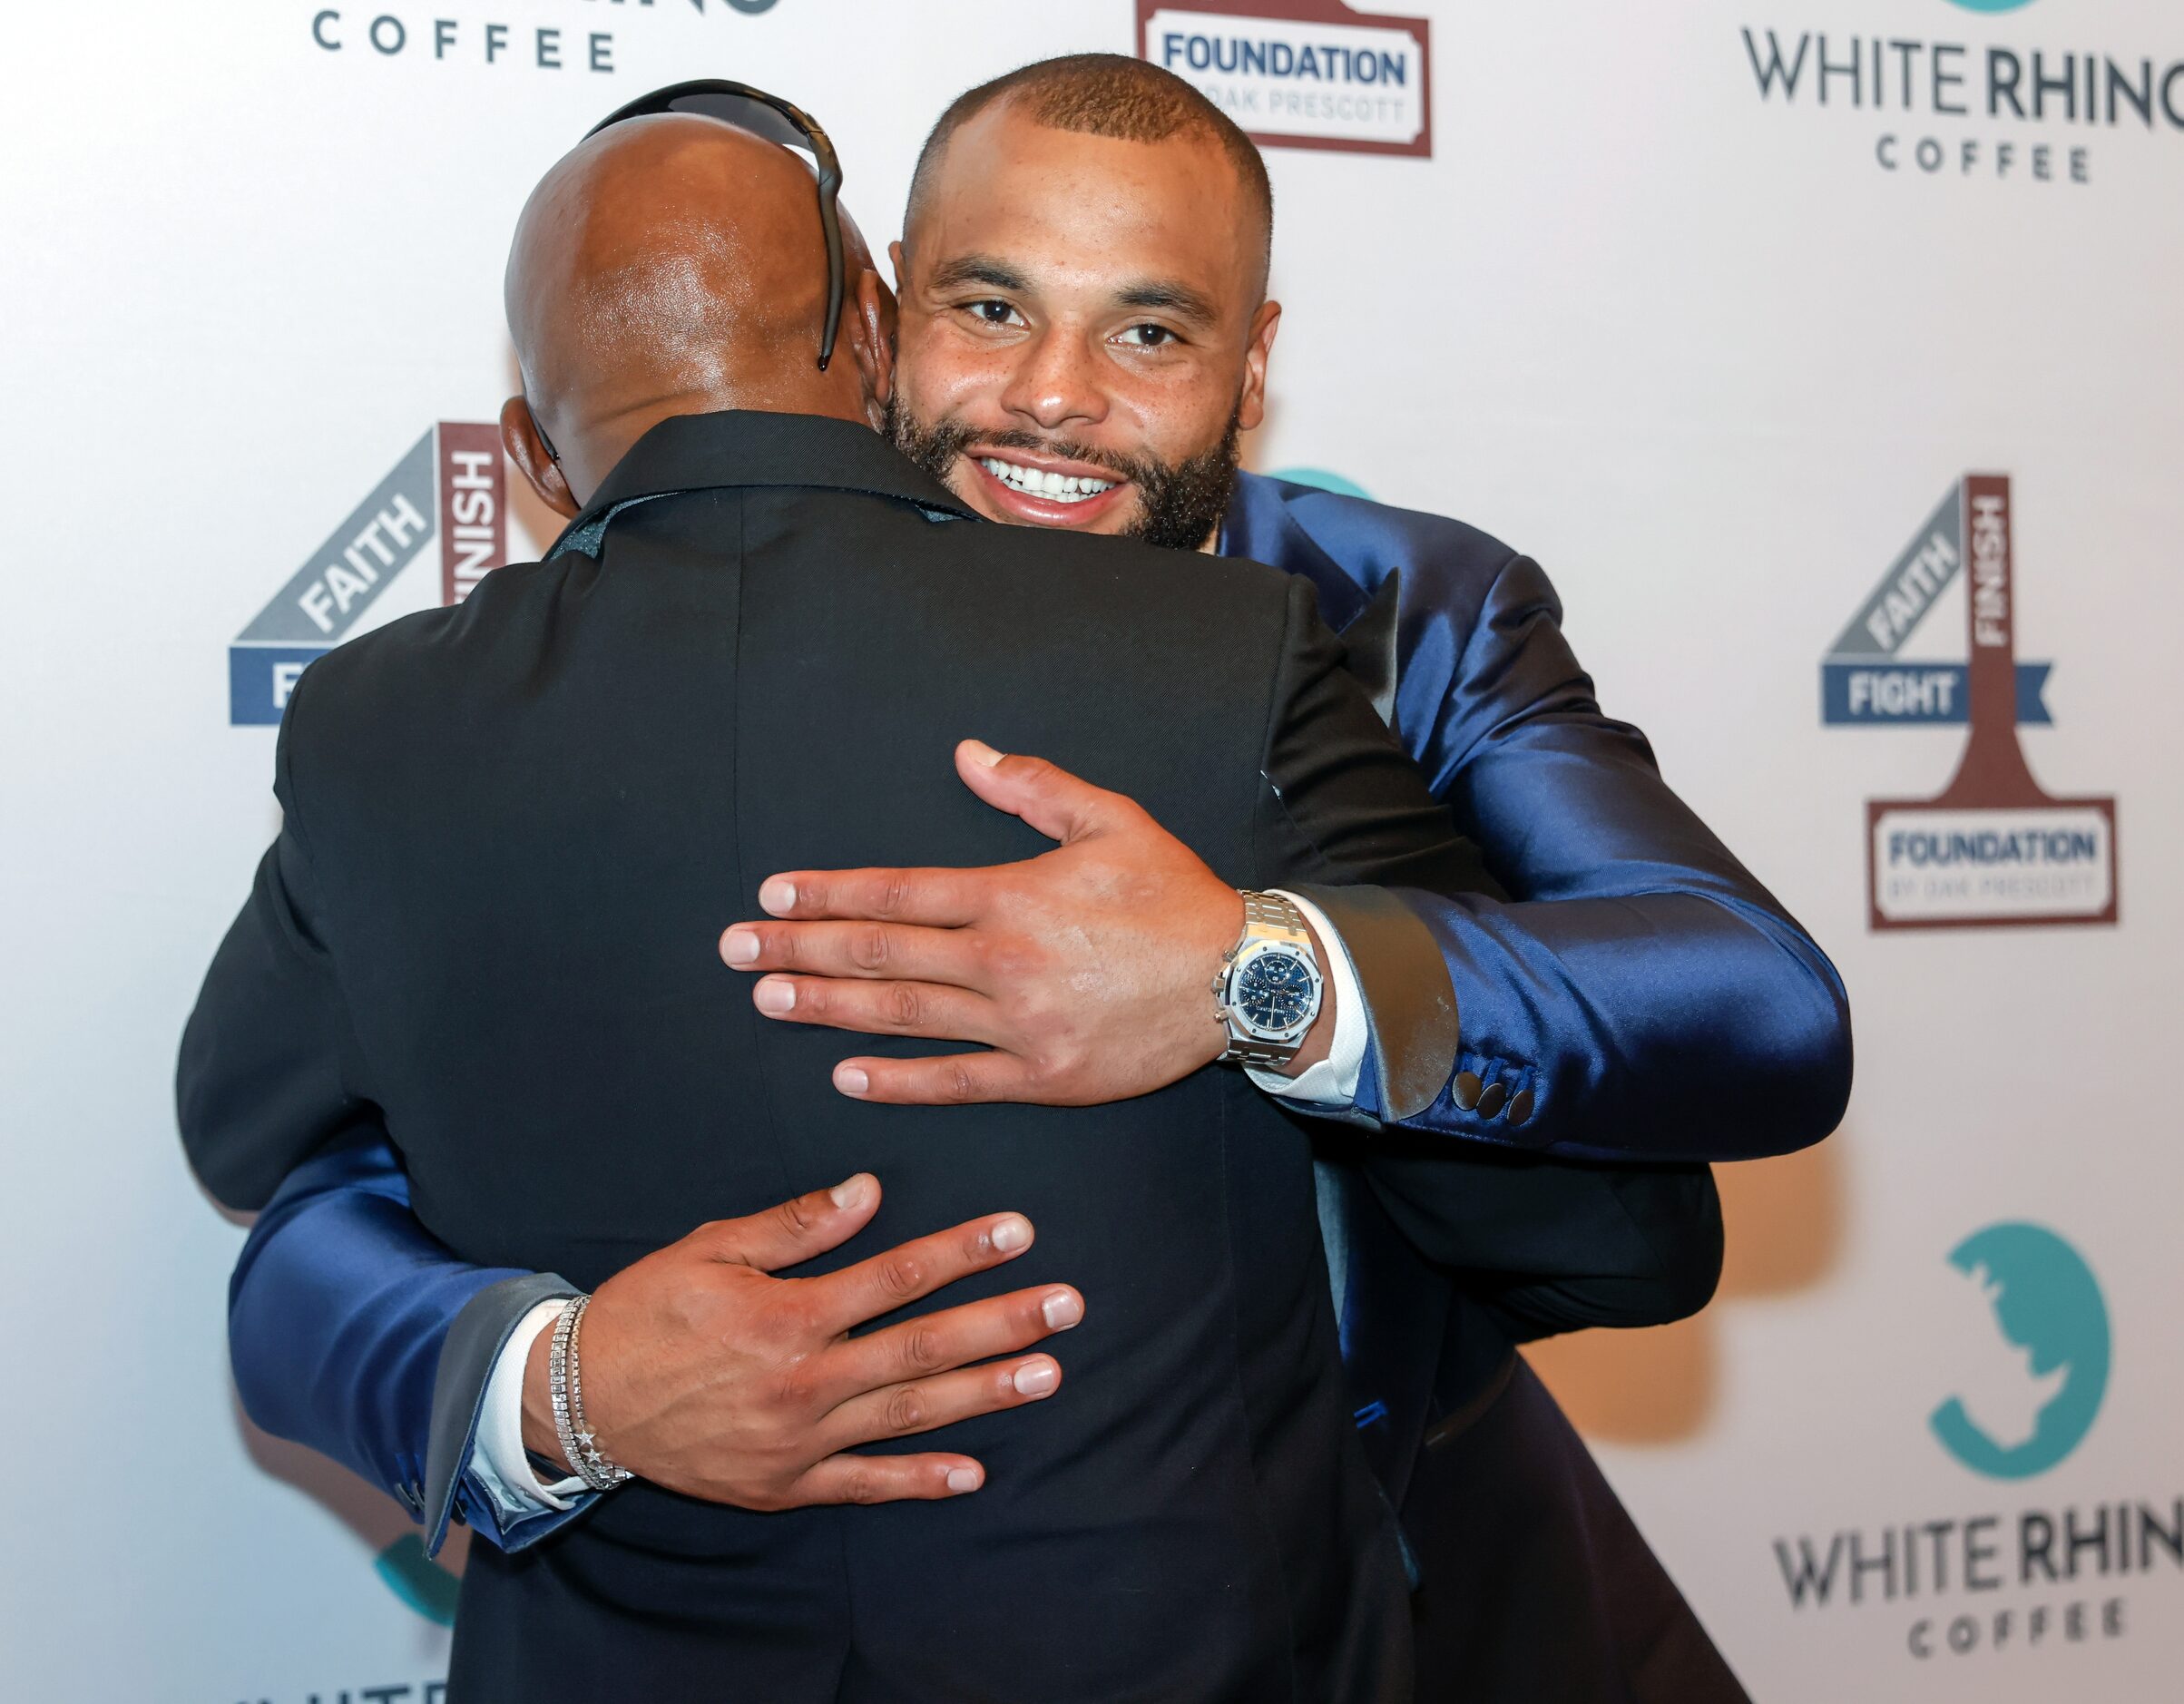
[[520, 1172, 1082, 1509]]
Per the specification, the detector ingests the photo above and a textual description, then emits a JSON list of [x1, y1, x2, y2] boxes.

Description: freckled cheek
[[896, 322, 1009, 421], [1109, 368, 1229, 465]]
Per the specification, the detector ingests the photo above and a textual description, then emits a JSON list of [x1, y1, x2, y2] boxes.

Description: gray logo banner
[[238, 429, 436, 643], [1829, 485, 1962, 661]]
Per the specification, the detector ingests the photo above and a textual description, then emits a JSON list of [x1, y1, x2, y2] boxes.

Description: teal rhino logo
[[1930, 1222, 2109, 1479], [375, 1534, 460, 1625]]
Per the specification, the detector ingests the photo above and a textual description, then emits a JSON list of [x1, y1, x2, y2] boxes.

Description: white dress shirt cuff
[[1245, 890, 1366, 1112], [471, 1298, 587, 1523]]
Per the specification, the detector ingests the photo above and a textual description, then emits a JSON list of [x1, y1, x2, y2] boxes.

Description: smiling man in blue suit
[[202, 58, 1846, 1702]]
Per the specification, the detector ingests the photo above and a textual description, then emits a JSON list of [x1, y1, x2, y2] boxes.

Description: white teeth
[[978, 455, 1115, 504]]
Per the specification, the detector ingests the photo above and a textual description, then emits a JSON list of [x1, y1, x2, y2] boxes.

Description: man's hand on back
[[521, 1172, 1083, 1509], [719, 739, 1337, 1105]]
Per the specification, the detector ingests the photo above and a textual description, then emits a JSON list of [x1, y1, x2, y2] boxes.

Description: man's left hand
[[719, 739, 1327, 1104]]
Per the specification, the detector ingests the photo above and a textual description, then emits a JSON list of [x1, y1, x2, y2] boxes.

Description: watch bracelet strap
[[1216, 890, 1317, 1066], [1220, 1033, 1303, 1067], [1239, 889, 1310, 941], [548, 1295, 633, 1493]]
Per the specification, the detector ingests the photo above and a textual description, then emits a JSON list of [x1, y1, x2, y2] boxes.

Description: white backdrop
[[4, 2, 2179, 1699]]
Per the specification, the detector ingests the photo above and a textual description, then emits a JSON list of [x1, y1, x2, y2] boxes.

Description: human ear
[[846, 268, 897, 426], [500, 395, 579, 518], [1236, 300, 1282, 434]]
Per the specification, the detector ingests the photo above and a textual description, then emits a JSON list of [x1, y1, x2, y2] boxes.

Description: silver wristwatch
[[1214, 891, 1326, 1068]]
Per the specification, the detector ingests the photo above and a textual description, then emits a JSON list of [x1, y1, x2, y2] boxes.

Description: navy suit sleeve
[[1356, 550, 1853, 1161], [1250, 566, 1728, 1331], [229, 1125, 588, 1552], [228, 1131, 508, 1509]]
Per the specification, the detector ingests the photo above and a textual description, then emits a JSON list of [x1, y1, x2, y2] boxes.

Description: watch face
[[1235, 948, 1317, 1036]]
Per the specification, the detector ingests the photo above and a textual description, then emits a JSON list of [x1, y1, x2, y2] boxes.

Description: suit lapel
[[1222, 474, 1373, 631], [1223, 475, 1401, 732]]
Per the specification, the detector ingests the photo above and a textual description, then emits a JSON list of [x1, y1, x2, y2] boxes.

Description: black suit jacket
[[180, 410, 1498, 1702]]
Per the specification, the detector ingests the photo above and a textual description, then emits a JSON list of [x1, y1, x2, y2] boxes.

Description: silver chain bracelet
[[548, 1295, 633, 1493]]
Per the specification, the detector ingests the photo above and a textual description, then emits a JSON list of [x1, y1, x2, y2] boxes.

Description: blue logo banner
[[1821, 661, 2052, 725], [228, 646, 330, 727]]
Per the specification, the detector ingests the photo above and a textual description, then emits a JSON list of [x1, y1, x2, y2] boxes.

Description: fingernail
[[945, 1465, 983, 1494], [1014, 1360, 1058, 1397], [1041, 1289, 1082, 1331], [723, 928, 760, 966], [835, 1064, 870, 1097], [962, 739, 1004, 768], [753, 976, 796, 1014], [829, 1173, 874, 1210], [759, 877, 798, 915], [989, 1214, 1031, 1254]]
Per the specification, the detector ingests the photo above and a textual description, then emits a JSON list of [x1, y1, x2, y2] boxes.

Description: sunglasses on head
[[585, 78, 847, 372]]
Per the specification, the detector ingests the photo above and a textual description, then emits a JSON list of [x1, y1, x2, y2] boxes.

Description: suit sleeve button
[[1504, 1088, 1534, 1128], [1451, 1071, 1484, 1112], [1475, 1082, 1508, 1119]]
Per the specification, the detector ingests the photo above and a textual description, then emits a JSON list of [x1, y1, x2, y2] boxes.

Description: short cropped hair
[[905, 54, 1273, 292]]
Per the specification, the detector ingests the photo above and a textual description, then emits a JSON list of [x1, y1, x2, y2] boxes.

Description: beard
[[884, 393, 1243, 553]]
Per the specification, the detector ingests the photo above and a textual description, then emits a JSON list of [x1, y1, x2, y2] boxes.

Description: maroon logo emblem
[[1865, 476, 2119, 930], [437, 422, 508, 607]]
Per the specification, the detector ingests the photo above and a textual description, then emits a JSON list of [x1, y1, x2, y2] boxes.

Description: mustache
[[885, 394, 1243, 553]]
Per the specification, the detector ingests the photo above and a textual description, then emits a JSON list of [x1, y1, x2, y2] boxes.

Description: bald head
[[504, 113, 886, 508]]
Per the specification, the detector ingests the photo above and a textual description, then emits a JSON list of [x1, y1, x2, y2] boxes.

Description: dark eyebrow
[[1113, 279, 1219, 327], [925, 253, 1033, 294]]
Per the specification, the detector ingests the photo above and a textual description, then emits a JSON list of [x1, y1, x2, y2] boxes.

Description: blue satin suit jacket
[[220, 471, 1852, 1554]]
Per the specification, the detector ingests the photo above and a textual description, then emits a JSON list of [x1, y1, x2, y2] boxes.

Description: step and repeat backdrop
[[3, 2, 2178, 1699]]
